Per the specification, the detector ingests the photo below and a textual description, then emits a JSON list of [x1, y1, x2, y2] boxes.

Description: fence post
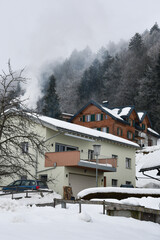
[[103, 200, 106, 214], [79, 201, 82, 213]]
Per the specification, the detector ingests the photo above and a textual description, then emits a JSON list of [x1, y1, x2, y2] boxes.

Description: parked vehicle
[[120, 184, 134, 188], [2, 179, 48, 192]]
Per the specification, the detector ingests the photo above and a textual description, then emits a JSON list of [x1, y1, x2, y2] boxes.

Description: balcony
[[45, 151, 117, 172]]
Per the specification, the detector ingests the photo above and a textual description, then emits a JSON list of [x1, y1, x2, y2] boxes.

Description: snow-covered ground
[[136, 145, 160, 188], [0, 145, 160, 240], [0, 192, 160, 240]]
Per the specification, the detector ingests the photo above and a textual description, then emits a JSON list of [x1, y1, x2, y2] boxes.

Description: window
[[112, 154, 118, 166], [83, 115, 85, 122], [86, 115, 91, 122], [96, 113, 101, 121], [97, 128, 101, 131], [126, 181, 131, 185], [112, 179, 118, 187], [142, 124, 145, 130], [21, 142, 28, 153], [40, 175, 48, 182], [127, 131, 132, 139], [79, 117, 82, 122], [88, 150, 94, 160], [102, 127, 109, 133], [105, 115, 108, 119], [126, 158, 131, 169], [55, 143, 78, 152], [117, 127, 123, 136], [128, 119, 132, 126], [21, 175, 27, 180]]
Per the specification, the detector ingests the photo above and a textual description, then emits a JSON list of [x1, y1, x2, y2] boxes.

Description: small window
[[96, 114, 101, 121], [102, 127, 109, 133], [112, 154, 118, 166], [88, 150, 94, 160], [127, 131, 132, 139], [112, 179, 118, 187], [79, 117, 82, 122], [126, 181, 131, 185], [142, 124, 145, 130], [86, 115, 91, 122], [105, 115, 108, 119], [126, 158, 131, 169], [40, 175, 48, 182], [21, 142, 28, 153], [128, 119, 132, 126]]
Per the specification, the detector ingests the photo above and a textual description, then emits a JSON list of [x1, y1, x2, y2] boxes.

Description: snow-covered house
[[70, 100, 160, 147], [0, 113, 138, 197]]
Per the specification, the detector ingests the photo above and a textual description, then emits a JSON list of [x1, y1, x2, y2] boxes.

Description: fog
[[1, 0, 160, 107]]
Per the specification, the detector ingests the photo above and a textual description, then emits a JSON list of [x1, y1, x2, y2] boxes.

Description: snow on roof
[[137, 112, 144, 121], [100, 105, 124, 121], [140, 148, 160, 170], [37, 115, 139, 148], [77, 186, 160, 199], [147, 128, 160, 137], [118, 107, 132, 117]]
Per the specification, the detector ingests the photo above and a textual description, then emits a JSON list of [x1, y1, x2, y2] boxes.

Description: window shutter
[[91, 114, 95, 121], [117, 128, 119, 135], [83, 115, 85, 122], [121, 129, 123, 136], [133, 133, 135, 140], [133, 120, 135, 127], [97, 128, 101, 131], [101, 114, 103, 120], [107, 127, 109, 133], [127, 131, 129, 139]]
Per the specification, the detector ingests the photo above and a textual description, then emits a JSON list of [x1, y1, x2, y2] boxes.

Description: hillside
[[36, 23, 160, 132]]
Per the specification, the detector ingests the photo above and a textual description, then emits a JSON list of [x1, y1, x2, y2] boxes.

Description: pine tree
[[150, 22, 160, 35], [129, 33, 145, 55], [38, 75, 61, 119]]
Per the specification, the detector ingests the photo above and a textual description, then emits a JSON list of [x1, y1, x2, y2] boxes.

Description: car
[[120, 184, 134, 188], [2, 179, 48, 192]]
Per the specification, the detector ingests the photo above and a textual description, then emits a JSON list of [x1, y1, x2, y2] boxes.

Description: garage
[[69, 173, 96, 197]]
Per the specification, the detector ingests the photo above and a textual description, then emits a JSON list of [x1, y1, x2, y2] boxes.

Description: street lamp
[[93, 144, 101, 187]]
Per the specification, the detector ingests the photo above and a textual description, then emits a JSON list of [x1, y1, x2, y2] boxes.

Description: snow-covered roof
[[137, 112, 144, 121], [100, 105, 124, 121], [36, 115, 139, 148], [118, 107, 132, 117], [147, 128, 160, 137], [77, 186, 160, 199], [140, 152, 160, 171]]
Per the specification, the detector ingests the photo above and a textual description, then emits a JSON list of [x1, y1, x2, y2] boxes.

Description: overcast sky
[[1, 0, 160, 106]]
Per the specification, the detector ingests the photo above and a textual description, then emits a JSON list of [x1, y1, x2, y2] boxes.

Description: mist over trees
[[37, 23, 160, 132]]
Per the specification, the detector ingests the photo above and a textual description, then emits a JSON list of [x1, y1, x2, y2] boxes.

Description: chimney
[[102, 100, 109, 108]]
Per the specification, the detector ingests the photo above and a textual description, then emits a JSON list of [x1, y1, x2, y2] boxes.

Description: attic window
[[96, 114, 101, 121], [86, 115, 91, 122]]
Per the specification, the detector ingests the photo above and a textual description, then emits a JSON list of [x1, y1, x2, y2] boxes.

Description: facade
[[36, 116, 138, 196], [70, 100, 160, 147], [1, 114, 138, 197]]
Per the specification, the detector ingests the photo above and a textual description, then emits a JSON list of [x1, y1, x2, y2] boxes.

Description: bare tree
[[0, 61, 46, 180]]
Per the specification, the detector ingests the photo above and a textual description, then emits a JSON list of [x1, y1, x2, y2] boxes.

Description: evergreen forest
[[35, 23, 160, 132]]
